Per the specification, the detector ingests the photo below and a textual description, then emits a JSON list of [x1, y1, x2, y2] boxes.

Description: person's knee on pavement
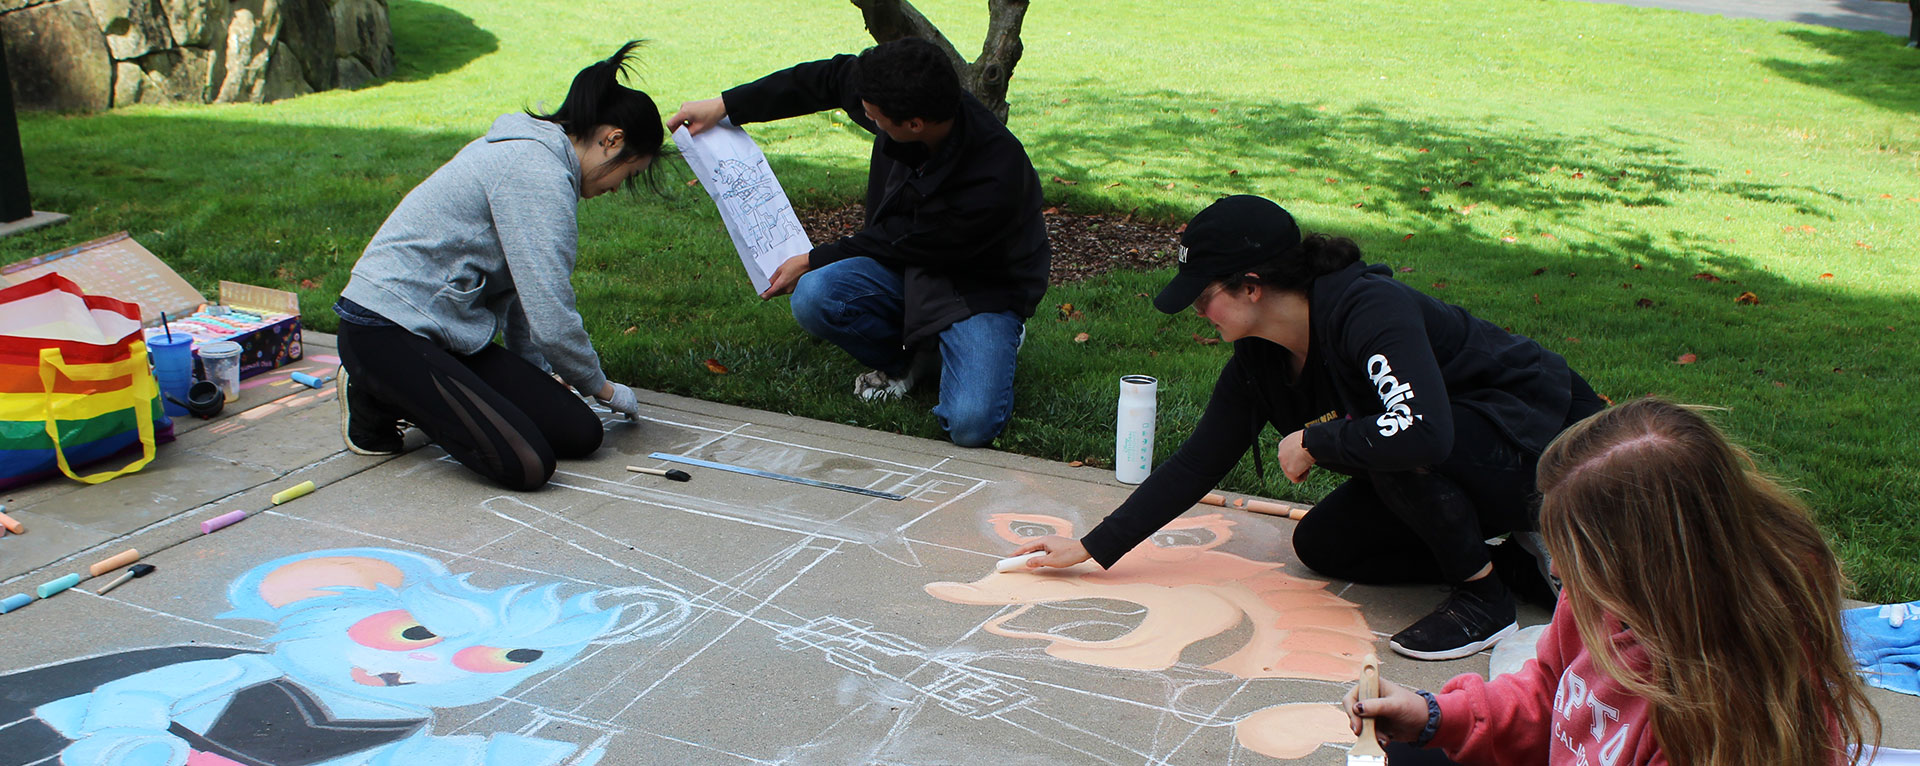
[[943, 402, 1007, 448], [549, 416, 605, 460]]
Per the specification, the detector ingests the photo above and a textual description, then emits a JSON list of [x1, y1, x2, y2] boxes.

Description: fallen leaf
[[1431, 282, 1449, 289], [1532, 267, 1548, 276], [1881, 193, 1894, 199], [1855, 241, 1872, 250], [1352, 202, 1365, 208], [1174, 223, 1187, 234], [1820, 273, 1834, 279], [1566, 272, 1578, 278], [1458, 181, 1475, 188], [1209, 108, 1218, 114], [1419, 186, 1432, 193], [1632, 264, 1643, 270], [704, 358, 730, 374], [1402, 234, 1415, 242], [1399, 265, 1415, 272], [1057, 303, 1074, 319], [1162, 182, 1176, 190], [1418, 147, 1431, 153], [1192, 333, 1220, 346], [1800, 225, 1816, 233], [1228, 170, 1239, 176], [1571, 172, 1585, 179], [1073, 332, 1090, 343], [623, 326, 638, 335], [1532, 293, 1541, 304], [1598, 392, 1615, 405], [1635, 298, 1654, 308], [299, 279, 318, 289], [1692, 272, 1722, 282], [1459, 204, 1477, 214], [1052, 176, 1078, 186], [1676, 353, 1697, 365], [1735, 291, 1760, 305], [685, 178, 701, 187], [1068, 460, 1085, 467], [1833, 367, 1844, 373], [1620, 283, 1633, 289], [1773, 381, 1786, 388], [1540, 232, 1557, 239], [1324, 177, 1338, 184], [1564, 337, 1581, 343], [1501, 236, 1517, 243], [1042, 206, 1059, 215], [1104, 181, 1124, 188]]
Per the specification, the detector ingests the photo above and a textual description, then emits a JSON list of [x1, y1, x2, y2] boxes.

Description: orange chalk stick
[[0, 510, 23, 534], [88, 548, 141, 577], [1232, 497, 1310, 521], [1199, 493, 1227, 507]]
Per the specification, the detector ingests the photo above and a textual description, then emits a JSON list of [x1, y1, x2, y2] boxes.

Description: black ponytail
[[529, 40, 668, 192], [1225, 233, 1362, 293]]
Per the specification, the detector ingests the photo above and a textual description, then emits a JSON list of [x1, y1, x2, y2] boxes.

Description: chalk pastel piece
[[0, 593, 31, 613], [0, 510, 23, 534], [88, 548, 140, 577], [36, 573, 81, 598], [271, 480, 317, 504], [201, 510, 249, 534], [289, 372, 327, 388], [995, 552, 1045, 573]]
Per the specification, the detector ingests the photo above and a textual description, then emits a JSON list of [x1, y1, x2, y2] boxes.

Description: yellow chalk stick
[[271, 480, 316, 505], [88, 548, 140, 577]]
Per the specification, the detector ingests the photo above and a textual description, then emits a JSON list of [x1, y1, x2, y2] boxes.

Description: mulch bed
[[798, 203, 1183, 286]]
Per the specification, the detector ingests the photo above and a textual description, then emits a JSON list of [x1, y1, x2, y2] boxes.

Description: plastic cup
[[147, 331, 194, 418], [198, 341, 243, 403]]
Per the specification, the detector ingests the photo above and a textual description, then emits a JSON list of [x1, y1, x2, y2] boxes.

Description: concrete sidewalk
[[1574, 0, 1914, 37], [0, 336, 1914, 764]]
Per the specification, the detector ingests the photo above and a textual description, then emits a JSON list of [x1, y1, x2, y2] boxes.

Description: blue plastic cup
[[147, 331, 194, 418]]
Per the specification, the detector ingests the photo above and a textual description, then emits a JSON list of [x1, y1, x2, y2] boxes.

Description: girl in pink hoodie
[[1345, 398, 1880, 765]]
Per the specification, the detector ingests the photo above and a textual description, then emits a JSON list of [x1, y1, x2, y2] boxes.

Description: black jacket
[[724, 55, 1050, 346], [1080, 262, 1577, 567]]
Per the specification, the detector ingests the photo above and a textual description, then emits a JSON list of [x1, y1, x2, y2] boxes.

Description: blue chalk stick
[[0, 593, 31, 613], [36, 573, 81, 599]]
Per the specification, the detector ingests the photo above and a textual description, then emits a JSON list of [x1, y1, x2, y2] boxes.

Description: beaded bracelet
[[1413, 689, 1442, 748]]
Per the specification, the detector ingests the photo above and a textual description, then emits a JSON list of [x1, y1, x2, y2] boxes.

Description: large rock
[[161, 0, 225, 46], [329, 0, 386, 77], [1, 0, 112, 111], [86, 0, 173, 60], [3, 0, 386, 108]]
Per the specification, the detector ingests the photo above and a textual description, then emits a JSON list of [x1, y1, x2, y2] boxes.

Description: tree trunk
[[849, 0, 1030, 124]]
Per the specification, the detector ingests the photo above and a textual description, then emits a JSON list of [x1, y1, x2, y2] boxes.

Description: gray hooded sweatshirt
[[341, 113, 607, 396]]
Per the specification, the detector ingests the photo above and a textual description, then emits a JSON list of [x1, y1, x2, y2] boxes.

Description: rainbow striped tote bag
[[0, 273, 175, 489]]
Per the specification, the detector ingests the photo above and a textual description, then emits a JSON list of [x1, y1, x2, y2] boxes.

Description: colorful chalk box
[[3, 234, 304, 380]]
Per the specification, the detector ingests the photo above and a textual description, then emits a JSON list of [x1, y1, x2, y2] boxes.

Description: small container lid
[[198, 340, 243, 358]]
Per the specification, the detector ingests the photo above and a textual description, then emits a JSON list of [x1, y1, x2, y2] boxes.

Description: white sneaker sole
[[337, 366, 400, 456], [1389, 620, 1519, 661]]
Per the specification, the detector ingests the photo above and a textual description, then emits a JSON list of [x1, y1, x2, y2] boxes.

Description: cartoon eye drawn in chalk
[[0, 547, 691, 766]]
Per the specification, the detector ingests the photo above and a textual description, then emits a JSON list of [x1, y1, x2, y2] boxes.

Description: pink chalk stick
[[201, 510, 249, 534]]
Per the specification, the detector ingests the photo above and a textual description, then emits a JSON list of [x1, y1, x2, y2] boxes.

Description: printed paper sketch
[[674, 122, 811, 293]]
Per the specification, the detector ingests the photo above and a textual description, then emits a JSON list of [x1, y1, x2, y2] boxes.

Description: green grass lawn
[[6, 0, 1918, 600]]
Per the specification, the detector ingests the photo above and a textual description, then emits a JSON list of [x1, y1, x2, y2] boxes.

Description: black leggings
[[1292, 375, 1607, 585], [336, 322, 602, 490]]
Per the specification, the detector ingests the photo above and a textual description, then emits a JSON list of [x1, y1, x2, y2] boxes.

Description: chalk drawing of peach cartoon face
[[925, 513, 1374, 759]]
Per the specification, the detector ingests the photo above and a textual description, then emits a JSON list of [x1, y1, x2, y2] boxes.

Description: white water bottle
[[1115, 375, 1158, 484]]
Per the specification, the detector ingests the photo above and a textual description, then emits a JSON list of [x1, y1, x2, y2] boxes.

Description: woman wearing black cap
[[1014, 194, 1606, 661]]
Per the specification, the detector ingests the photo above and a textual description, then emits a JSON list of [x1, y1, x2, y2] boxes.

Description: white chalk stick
[[995, 552, 1045, 573]]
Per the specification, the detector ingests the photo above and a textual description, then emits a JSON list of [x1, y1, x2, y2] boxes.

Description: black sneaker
[[1389, 587, 1518, 661], [337, 366, 403, 456], [1489, 533, 1560, 609]]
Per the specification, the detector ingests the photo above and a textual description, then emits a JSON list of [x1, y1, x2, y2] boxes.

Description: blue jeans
[[790, 257, 1025, 447]]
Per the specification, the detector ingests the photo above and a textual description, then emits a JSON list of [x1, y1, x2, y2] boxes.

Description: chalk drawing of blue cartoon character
[[1, 547, 690, 766]]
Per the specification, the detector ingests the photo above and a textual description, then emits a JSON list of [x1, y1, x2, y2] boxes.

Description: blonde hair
[[1537, 398, 1879, 766]]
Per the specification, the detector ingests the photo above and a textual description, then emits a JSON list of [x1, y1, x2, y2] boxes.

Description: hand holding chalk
[[1011, 535, 1093, 569], [995, 552, 1045, 573]]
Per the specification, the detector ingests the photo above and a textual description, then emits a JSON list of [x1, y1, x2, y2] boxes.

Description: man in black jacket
[[670, 39, 1049, 447]]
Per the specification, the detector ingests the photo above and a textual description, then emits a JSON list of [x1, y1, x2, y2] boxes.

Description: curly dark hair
[[854, 38, 962, 123]]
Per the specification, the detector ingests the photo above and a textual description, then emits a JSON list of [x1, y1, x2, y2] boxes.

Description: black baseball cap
[[1153, 195, 1303, 314]]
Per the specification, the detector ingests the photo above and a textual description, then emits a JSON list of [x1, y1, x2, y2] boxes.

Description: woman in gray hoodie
[[331, 41, 662, 490]]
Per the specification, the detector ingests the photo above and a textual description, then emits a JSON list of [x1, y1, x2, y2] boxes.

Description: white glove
[[596, 381, 640, 420]]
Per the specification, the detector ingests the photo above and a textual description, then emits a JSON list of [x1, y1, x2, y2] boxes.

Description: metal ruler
[[648, 452, 908, 501]]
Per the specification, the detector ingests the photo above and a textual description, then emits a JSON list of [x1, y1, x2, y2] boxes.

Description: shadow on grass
[[7, 109, 1916, 601], [1023, 87, 1846, 227], [385, 0, 500, 82], [1763, 27, 1920, 116]]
